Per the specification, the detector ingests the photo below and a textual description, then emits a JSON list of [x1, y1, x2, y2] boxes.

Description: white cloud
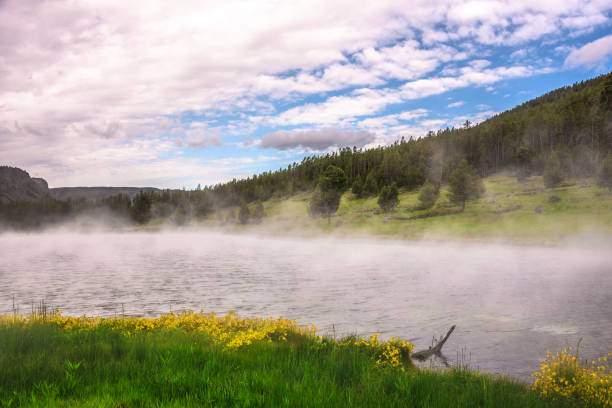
[[398, 109, 429, 120], [358, 108, 429, 128], [420, 119, 447, 129], [554, 45, 575, 55], [469, 59, 492, 69], [448, 101, 465, 108], [270, 88, 403, 126], [264, 63, 550, 127], [260, 128, 375, 151], [561, 13, 608, 29], [509, 49, 528, 60], [0, 0, 610, 185], [564, 35, 612, 68], [185, 128, 223, 150]]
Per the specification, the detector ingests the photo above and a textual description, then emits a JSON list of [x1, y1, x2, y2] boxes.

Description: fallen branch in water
[[412, 325, 456, 361]]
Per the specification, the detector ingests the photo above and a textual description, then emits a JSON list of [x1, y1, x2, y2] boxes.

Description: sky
[[1, 0, 611, 188]]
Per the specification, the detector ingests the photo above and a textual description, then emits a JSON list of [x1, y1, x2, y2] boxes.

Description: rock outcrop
[[0, 166, 50, 203]]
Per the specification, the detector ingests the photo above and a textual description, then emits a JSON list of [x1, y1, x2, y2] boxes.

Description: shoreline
[[2, 310, 607, 407]]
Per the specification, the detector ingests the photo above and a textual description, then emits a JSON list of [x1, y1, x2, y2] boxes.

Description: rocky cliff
[[0, 166, 50, 203]]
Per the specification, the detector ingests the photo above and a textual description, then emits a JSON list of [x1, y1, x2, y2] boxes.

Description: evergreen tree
[[377, 183, 399, 212], [309, 165, 347, 224], [351, 178, 364, 197], [252, 202, 265, 223], [174, 203, 188, 225], [238, 203, 250, 224], [543, 152, 564, 189], [448, 160, 485, 211], [515, 146, 533, 182], [418, 181, 439, 209], [363, 170, 379, 197], [597, 152, 612, 191], [131, 191, 152, 224]]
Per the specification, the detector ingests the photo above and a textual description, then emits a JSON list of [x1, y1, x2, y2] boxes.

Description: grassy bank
[[195, 175, 612, 244], [0, 311, 601, 408]]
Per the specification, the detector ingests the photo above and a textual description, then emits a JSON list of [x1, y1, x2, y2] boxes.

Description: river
[[1, 231, 610, 381]]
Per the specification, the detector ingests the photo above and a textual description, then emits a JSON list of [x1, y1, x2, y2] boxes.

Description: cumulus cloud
[[185, 128, 223, 149], [270, 88, 403, 126], [0, 0, 610, 185], [260, 128, 375, 151], [266, 63, 547, 127], [564, 35, 612, 68], [359, 109, 429, 129], [448, 101, 465, 108]]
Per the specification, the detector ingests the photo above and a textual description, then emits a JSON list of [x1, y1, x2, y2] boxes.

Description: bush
[[532, 346, 612, 406]]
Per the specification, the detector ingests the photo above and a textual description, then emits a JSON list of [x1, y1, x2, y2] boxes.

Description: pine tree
[[448, 160, 485, 211], [309, 165, 347, 224], [377, 183, 399, 212], [238, 203, 250, 224], [515, 146, 533, 182], [363, 170, 379, 197], [252, 202, 265, 223], [597, 152, 612, 191], [543, 152, 564, 189], [131, 191, 152, 224], [351, 178, 364, 197]]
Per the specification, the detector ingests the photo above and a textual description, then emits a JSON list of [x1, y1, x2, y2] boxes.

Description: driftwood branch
[[412, 325, 456, 361]]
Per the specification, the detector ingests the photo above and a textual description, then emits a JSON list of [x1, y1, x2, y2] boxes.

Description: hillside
[[0, 166, 49, 203], [192, 174, 612, 244], [203, 72, 612, 208]]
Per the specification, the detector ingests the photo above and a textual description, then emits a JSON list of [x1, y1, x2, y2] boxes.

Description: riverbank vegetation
[[2, 311, 607, 407]]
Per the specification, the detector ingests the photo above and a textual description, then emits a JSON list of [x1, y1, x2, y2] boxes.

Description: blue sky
[[0, 0, 611, 188]]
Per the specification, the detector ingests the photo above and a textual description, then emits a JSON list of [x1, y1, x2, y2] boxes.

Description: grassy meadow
[[3, 311, 607, 408], [203, 175, 612, 244]]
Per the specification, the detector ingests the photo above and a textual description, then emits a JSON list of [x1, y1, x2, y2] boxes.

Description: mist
[[1, 228, 611, 380]]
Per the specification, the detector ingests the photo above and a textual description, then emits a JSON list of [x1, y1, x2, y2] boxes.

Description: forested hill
[[207, 72, 611, 207], [50, 187, 161, 201]]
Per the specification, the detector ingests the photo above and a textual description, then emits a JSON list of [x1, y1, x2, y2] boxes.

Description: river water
[[1, 231, 610, 381]]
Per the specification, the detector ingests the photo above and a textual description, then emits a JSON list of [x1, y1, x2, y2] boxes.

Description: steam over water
[[1, 231, 611, 380]]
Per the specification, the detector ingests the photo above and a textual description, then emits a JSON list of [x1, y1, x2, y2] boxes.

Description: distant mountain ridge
[[50, 187, 161, 201], [0, 166, 49, 203], [0, 166, 161, 203]]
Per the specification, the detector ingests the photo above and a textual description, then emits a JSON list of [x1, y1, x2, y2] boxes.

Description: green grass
[[0, 323, 582, 408], [193, 175, 612, 244]]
